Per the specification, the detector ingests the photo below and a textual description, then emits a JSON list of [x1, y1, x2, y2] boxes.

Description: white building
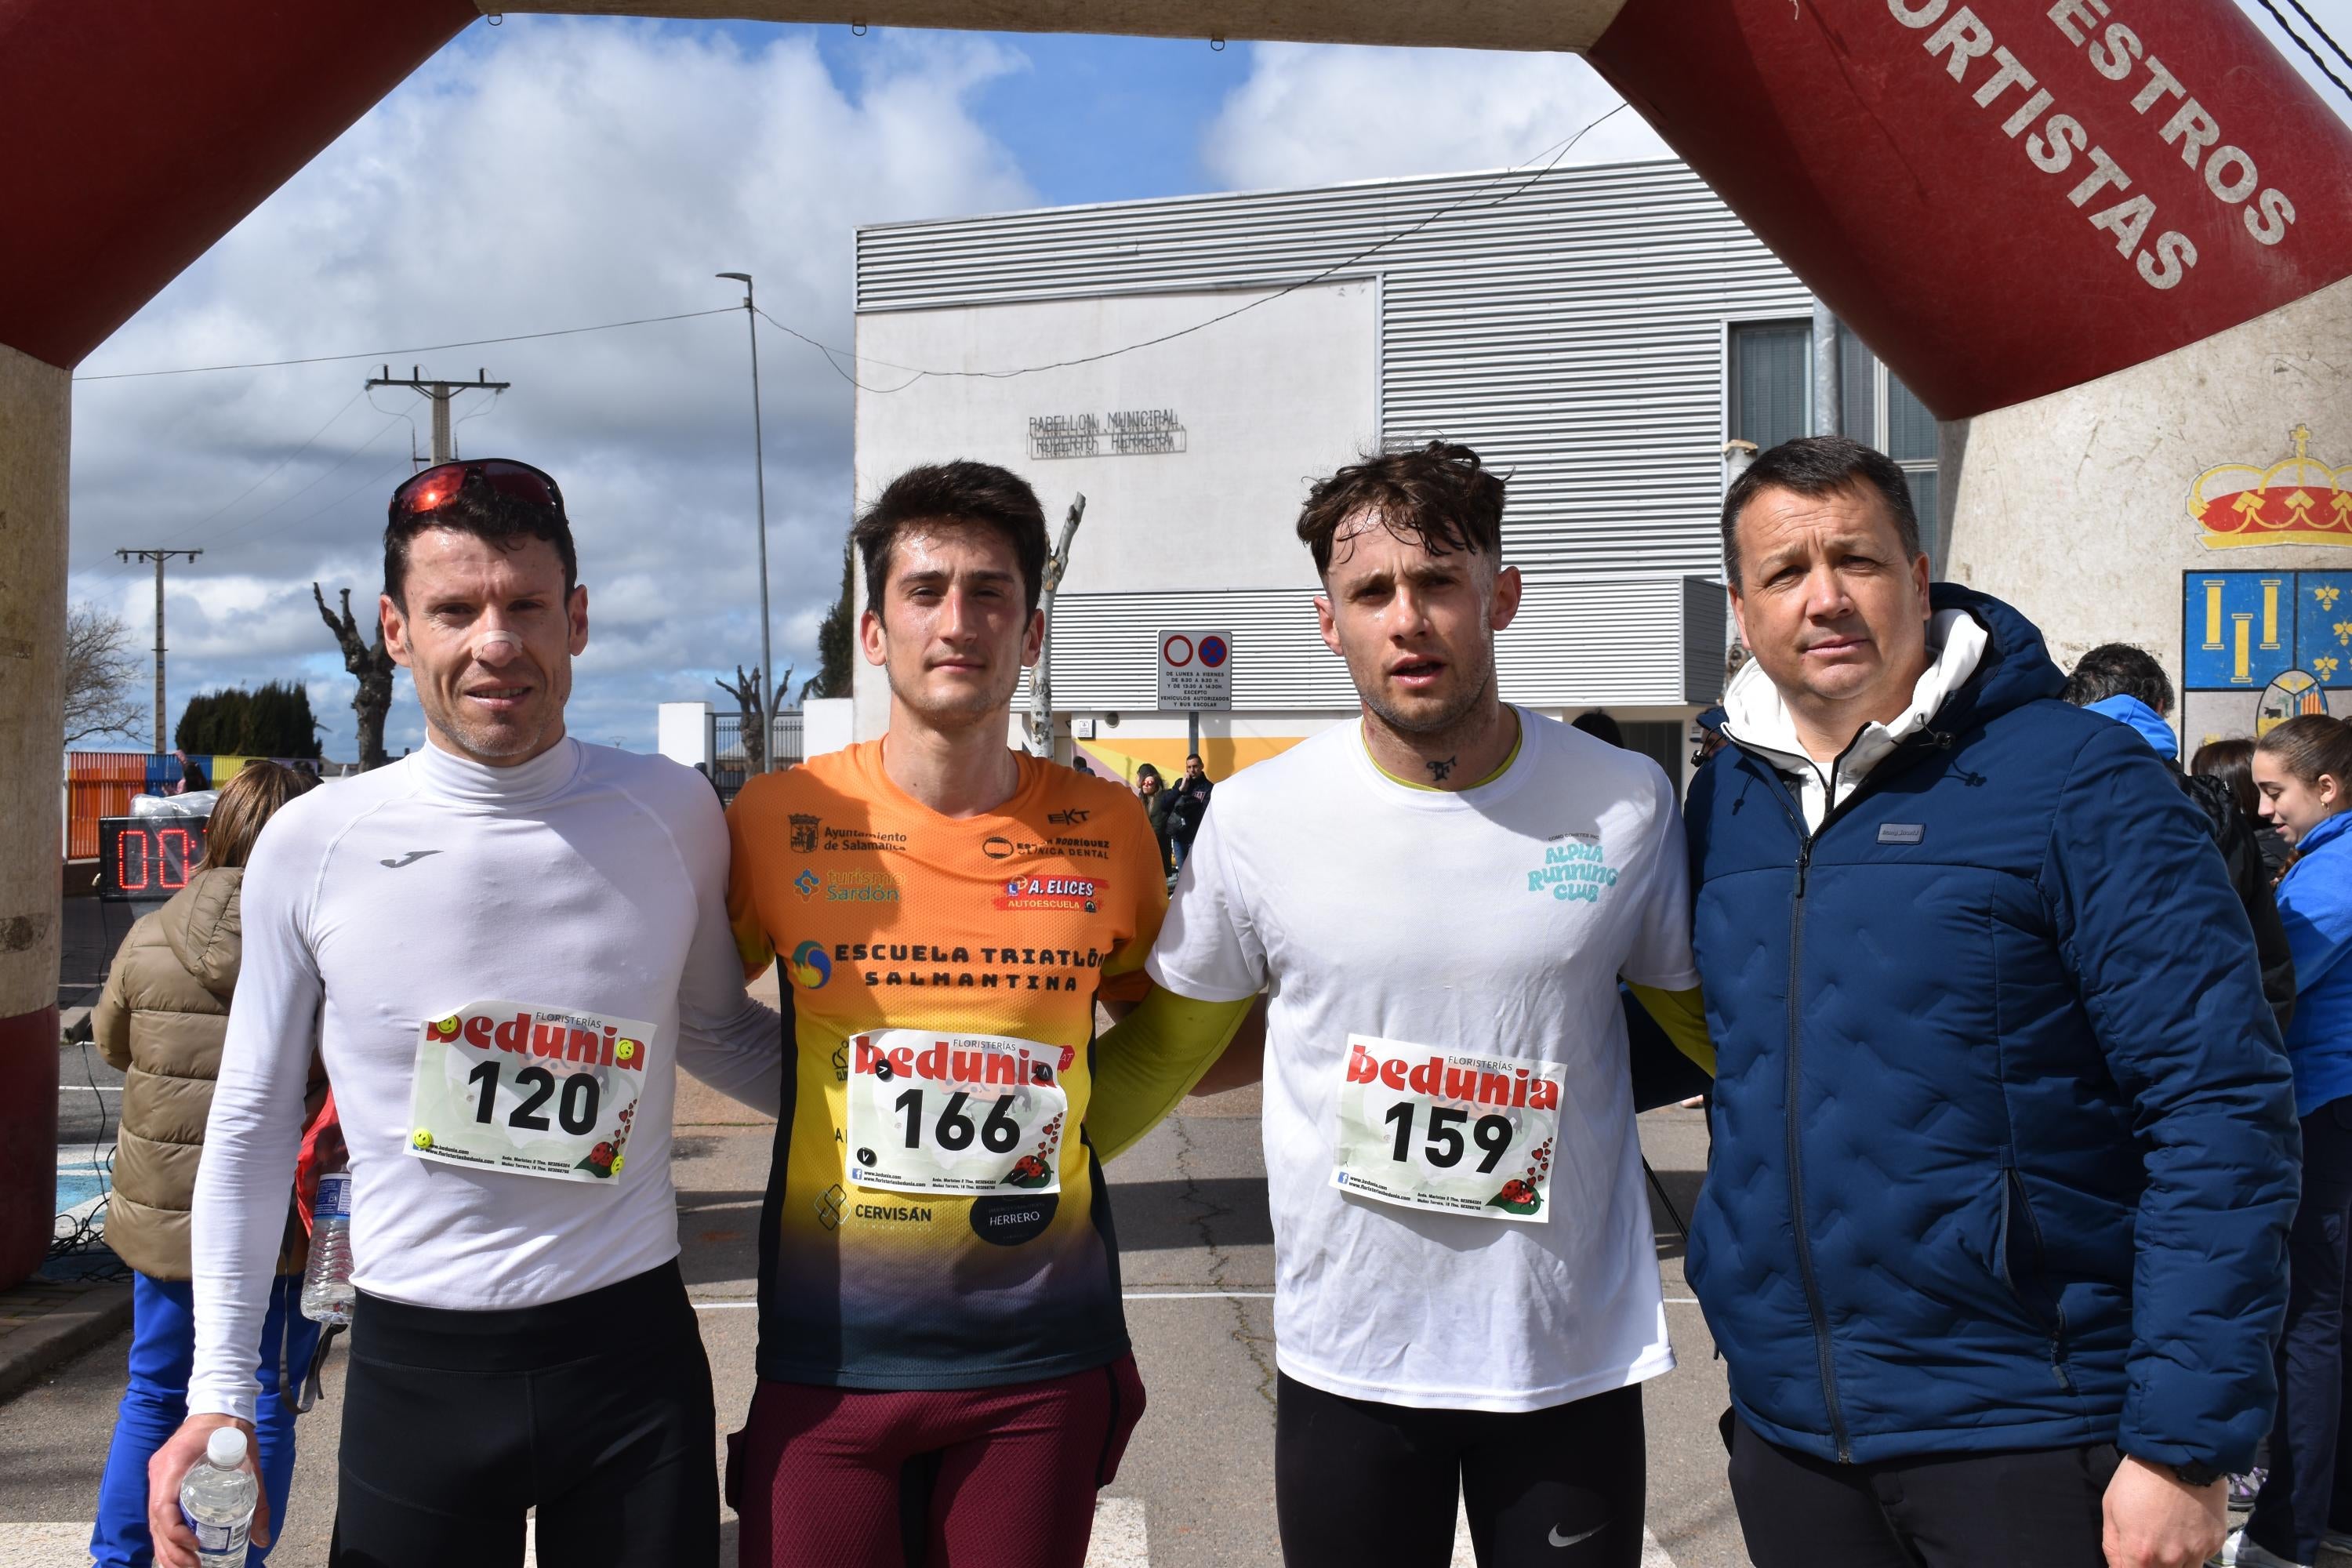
[[851, 158, 1939, 789]]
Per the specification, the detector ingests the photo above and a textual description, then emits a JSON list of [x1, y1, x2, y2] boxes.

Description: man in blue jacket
[[1687, 435, 2299, 1568]]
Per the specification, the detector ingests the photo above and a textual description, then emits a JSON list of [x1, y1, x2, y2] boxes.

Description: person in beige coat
[[90, 760, 321, 1568]]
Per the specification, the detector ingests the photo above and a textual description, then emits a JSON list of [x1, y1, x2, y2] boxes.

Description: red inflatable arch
[[2, 0, 2347, 1282]]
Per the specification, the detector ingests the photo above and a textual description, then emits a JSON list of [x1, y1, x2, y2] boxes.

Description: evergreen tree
[[801, 541, 855, 701], [174, 682, 322, 758]]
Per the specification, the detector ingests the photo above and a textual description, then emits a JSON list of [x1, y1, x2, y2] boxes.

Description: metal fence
[[706, 711, 804, 805]]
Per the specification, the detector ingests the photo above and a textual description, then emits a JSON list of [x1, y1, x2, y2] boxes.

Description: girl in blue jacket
[[2238, 715, 2352, 1566]]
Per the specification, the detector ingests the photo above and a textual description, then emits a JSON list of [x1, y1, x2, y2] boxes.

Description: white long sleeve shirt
[[188, 739, 783, 1420]]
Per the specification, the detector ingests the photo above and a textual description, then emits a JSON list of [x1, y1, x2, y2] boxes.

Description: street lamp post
[[717, 271, 775, 771]]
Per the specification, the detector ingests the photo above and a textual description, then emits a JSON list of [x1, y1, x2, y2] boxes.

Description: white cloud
[[1200, 44, 1670, 192], [1200, 6, 2352, 194], [70, 18, 1031, 757]]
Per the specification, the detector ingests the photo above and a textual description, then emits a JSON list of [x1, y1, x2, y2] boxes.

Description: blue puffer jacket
[[2276, 809, 2352, 1118], [1686, 585, 2299, 1470]]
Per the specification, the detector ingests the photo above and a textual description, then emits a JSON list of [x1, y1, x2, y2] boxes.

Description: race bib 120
[[408, 1000, 654, 1184], [1330, 1034, 1563, 1223], [844, 1029, 1069, 1197]]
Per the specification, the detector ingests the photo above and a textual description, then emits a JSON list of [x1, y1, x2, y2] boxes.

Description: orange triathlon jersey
[[727, 741, 1167, 1390]]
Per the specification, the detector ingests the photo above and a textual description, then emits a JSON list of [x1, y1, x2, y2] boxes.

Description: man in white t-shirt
[[1090, 441, 1708, 1567]]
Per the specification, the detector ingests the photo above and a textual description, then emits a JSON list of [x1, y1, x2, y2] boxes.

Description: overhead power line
[[202, 416, 408, 551], [151, 387, 368, 548], [2254, 0, 2352, 104], [760, 103, 1633, 394], [2280, 0, 2352, 75], [74, 307, 735, 383]]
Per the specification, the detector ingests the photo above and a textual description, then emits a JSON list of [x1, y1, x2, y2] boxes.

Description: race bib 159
[[408, 1000, 654, 1184], [1330, 1034, 1563, 1223], [844, 1029, 1069, 1198]]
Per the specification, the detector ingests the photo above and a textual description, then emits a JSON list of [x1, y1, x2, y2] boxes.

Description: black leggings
[[1274, 1374, 1646, 1568], [329, 1261, 719, 1568]]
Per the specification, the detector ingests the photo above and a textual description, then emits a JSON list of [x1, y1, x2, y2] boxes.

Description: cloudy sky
[[65, 4, 2352, 760]]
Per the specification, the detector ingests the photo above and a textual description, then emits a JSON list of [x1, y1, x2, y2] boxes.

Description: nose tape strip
[[474, 631, 524, 661]]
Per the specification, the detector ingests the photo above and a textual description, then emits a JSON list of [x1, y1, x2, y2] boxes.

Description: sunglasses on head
[[389, 459, 567, 525]]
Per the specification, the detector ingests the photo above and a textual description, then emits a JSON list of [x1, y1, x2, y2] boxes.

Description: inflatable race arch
[[2, 0, 2347, 1281]]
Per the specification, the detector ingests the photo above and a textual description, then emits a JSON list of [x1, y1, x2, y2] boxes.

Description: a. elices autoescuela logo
[[994, 876, 1102, 914]]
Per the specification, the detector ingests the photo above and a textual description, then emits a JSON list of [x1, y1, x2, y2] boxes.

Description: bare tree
[[64, 602, 144, 746], [1028, 493, 1085, 757], [314, 583, 395, 770], [716, 662, 791, 774]]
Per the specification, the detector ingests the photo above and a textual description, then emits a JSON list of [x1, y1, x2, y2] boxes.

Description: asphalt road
[[5, 1019, 1748, 1566]]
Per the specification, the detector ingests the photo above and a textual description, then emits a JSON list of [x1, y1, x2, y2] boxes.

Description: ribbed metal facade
[[1012, 576, 1726, 711], [859, 159, 1805, 710], [859, 159, 1809, 580]]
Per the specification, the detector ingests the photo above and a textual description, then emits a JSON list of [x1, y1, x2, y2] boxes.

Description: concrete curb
[[0, 1279, 132, 1406]]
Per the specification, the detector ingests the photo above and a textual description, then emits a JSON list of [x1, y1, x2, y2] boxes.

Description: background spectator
[[1165, 752, 1214, 871], [2063, 643, 2295, 1033], [1570, 710, 1624, 747], [2198, 737, 2295, 881], [90, 760, 325, 1567], [2236, 717, 2352, 1566], [1135, 763, 1173, 877]]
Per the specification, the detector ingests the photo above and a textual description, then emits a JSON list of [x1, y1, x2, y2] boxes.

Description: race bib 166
[[844, 1029, 1069, 1198]]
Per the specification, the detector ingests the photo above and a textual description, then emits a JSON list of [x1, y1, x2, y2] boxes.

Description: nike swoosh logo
[[1549, 1525, 1602, 1549], [380, 851, 442, 869]]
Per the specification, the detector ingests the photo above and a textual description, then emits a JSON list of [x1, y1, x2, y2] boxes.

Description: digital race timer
[[98, 816, 210, 902]]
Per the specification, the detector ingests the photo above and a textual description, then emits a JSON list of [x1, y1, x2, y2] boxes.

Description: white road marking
[[525, 1499, 1148, 1566], [1450, 1496, 1679, 1566], [1087, 1497, 1150, 1566], [691, 1291, 1279, 1312]]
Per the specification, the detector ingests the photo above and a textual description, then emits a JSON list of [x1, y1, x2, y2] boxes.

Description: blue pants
[[93, 1272, 319, 1567], [2249, 1097, 2352, 1563]]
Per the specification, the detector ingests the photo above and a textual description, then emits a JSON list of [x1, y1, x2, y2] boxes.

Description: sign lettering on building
[[1028, 410, 1187, 459]]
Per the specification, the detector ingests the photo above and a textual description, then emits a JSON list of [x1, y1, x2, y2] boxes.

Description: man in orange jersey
[[724, 461, 1176, 1568]]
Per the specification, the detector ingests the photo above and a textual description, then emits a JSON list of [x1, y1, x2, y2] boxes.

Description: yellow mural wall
[[1073, 734, 1311, 785]]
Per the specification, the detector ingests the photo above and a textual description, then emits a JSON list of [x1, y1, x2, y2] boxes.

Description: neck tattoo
[[1427, 754, 1457, 782]]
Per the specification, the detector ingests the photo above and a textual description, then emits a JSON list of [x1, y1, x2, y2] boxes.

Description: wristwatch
[[2165, 1458, 2225, 1488]]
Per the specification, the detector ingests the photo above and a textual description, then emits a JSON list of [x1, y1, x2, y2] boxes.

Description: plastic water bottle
[[300, 1171, 354, 1327], [180, 1426, 256, 1566]]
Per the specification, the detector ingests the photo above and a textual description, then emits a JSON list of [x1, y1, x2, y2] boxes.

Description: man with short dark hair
[[1687, 434, 2299, 1568], [1092, 441, 1713, 1566], [1163, 751, 1213, 869], [2063, 641, 2294, 1031], [724, 459, 1173, 1568], [148, 459, 784, 1567]]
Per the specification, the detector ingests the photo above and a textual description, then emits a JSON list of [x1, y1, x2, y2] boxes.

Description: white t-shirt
[[1146, 710, 1700, 1412], [187, 739, 783, 1421]]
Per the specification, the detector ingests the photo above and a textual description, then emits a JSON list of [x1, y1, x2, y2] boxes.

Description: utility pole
[[365, 365, 510, 464], [114, 548, 201, 752], [717, 273, 776, 770]]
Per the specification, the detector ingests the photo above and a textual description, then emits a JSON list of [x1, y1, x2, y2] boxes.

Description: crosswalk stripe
[[1086, 1497, 1150, 1566], [533, 1500, 1148, 1566], [5, 1494, 1686, 1566]]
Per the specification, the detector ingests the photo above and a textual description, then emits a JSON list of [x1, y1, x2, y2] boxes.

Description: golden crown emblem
[[2192, 425, 2352, 549]]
